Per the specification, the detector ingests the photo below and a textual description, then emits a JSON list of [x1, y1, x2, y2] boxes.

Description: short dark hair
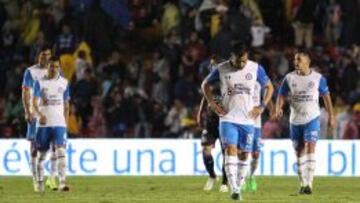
[[49, 56, 60, 62], [231, 43, 248, 56], [39, 44, 52, 52], [296, 48, 311, 61]]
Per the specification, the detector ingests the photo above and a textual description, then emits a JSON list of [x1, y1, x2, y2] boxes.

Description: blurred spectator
[[164, 99, 188, 137], [87, 96, 107, 137], [54, 24, 76, 55], [161, 0, 180, 35], [67, 102, 82, 137], [72, 68, 98, 126], [75, 50, 89, 82], [262, 119, 282, 139], [250, 17, 270, 48], [292, 0, 317, 48], [343, 104, 360, 139], [134, 95, 153, 138], [174, 73, 198, 107], [21, 9, 40, 46], [325, 0, 342, 46]]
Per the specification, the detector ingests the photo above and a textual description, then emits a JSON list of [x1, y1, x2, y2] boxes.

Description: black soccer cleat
[[303, 186, 312, 195], [230, 193, 240, 201], [298, 186, 305, 194]]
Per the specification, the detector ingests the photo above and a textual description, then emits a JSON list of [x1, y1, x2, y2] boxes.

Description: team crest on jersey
[[308, 81, 315, 88], [245, 73, 252, 80]]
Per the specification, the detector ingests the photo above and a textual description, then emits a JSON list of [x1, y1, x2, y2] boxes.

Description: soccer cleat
[[298, 186, 306, 194], [248, 176, 257, 192], [230, 192, 242, 201], [203, 177, 216, 191], [60, 185, 70, 192], [219, 184, 229, 193], [303, 186, 312, 195], [36, 181, 45, 193], [46, 177, 58, 191]]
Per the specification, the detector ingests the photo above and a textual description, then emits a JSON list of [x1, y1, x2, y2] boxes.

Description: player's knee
[[226, 145, 237, 155], [55, 147, 66, 158], [38, 152, 47, 161], [305, 142, 316, 153], [202, 146, 212, 155], [238, 151, 249, 161], [31, 150, 37, 158], [252, 152, 260, 160]]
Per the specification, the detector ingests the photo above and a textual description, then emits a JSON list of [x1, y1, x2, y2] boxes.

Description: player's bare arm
[[249, 81, 274, 119], [201, 80, 227, 117], [22, 87, 33, 122], [275, 95, 286, 119], [267, 100, 277, 120], [197, 97, 206, 126], [322, 93, 336, 131], [32, 96, 46, 125]]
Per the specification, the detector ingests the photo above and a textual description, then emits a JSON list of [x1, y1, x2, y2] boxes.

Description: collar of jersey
[[295, 69, 312, 76], [44, 74, 60, 80]]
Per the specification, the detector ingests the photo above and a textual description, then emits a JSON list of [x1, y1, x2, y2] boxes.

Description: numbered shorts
[[251, 127, 263, 152], [35, 127, 67, 151], [290, 117, 320, 150], [219, 122, 254, 152], [26, 120, 37, 141]]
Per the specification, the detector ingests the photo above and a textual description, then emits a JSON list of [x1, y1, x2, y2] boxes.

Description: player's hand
[[269, 109, 277, 121], [25, 112, 34, 123], [209, 100, 227, 117], [39, 114, 47, 125], [275, 108, 283, 120], [249, 106, 264, 119], [328, 114, 336, 129]]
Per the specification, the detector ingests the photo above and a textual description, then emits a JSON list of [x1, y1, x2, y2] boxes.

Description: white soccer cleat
[[219, 184, 229, 193], [203, 177, 216, 191], [35, 181, 45, 193]]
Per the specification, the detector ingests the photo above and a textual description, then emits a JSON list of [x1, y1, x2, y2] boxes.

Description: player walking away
[[197, 57, 228, 193], [202, 43, 274, 201], [275, 51, 335, 194], [22, 47, 58, 191], [32, 57, 70, 192]]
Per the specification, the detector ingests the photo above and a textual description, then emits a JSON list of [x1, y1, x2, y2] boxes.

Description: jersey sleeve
[[33, 81, 41, 98], [63, 84, 70, 101], [256, 65, 269, 88], [22, 69, 34, 88], [278, 77, 290, 97], [204, 68, 220, 84], [319, 76, 330, 95]]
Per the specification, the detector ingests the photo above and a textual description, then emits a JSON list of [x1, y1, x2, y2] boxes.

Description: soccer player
[[202, 43, 274, 200], [32, 56, 70, 192], [22, 47, 58, 191], [275, 51, 335, 194], [197, 57, 228, 192]]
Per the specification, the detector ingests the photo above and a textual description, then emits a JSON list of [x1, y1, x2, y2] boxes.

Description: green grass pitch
[[1, 176, 360, 203]]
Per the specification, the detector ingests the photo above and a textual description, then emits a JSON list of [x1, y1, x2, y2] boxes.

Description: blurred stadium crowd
[[0, 0, 359, 139]]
